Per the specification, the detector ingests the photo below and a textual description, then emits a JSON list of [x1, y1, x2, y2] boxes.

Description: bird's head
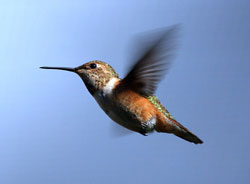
[[40, 60, 119, 95]]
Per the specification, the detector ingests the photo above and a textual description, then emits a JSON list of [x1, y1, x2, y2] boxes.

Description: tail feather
[[173, 128, 203, 144], [155, 117, 203, 144]]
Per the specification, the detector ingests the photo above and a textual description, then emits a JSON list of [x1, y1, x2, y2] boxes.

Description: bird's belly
[[94, 93, 143, 133]]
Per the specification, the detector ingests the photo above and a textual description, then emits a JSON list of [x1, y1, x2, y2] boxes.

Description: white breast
[[94, 77, 122, 121], [103, 77, 119, 96]]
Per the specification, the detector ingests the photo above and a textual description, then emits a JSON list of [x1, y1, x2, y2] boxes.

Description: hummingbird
[[40, 26, 203, 144]]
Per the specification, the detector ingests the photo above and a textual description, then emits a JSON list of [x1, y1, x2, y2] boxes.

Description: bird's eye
[[90, 63, 97, 69]]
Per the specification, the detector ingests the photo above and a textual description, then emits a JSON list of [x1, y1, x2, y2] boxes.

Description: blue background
[[0, 1, 249, 183]]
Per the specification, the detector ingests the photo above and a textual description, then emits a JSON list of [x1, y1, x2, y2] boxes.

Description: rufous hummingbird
[[40, 26, 203, 144]]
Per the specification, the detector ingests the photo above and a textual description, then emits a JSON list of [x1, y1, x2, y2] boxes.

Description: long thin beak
[[40, 66, 76, 72]]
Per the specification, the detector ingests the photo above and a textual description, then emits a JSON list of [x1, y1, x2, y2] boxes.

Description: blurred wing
[[109, 121, 133, 138], [116, 25, 179, 97]]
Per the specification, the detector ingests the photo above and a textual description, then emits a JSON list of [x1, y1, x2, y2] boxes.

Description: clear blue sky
[[0, 1, 249, 184]]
